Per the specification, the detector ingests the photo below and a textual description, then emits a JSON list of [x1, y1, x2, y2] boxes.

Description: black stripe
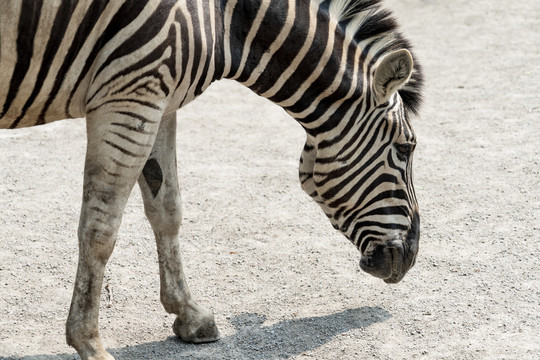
[[109, 69, 169, 98], [358, 233, 385, 254], [109, 131, 152, 147], [267, 3, 329, 104], [66, 0, 150, 116], [323, 110, 391, 168], [248, 0, 311, 95], [86, 98, 161, 113], [318, 161, 384, 202], [87, 4, 178, 107], [355, 223, 408, 249], [127, 81, 161, 96], [358, 232, 385, 252], [90, 206, 109, 215], [352, 9, 396, 44], [114, 111, 159, 124], [360, 206, 409, 218], [3, 0, 43, 125], [174, 9, 190, 92], [387, 148, 406, 182], [38, 0, 111, 124], [294, 41, 357, 122], [226, 0, 264, 78], [100, 28, 176, 97], [11, 1, 77, 126], [109, 157, 137, 168], [314, 119, 389, 189], [103, 140, 145, 158], [340, 173, 399, 219], [354, 220, 408, 231], [284, 38, 347, 116], [236, 0, 288, 84], [193, 0, 215, 97], [185, 0, 203, 95], [109, 122, 153, 135], [92, 1, 176, 80], [313, 99, 365, 147], [337, 188, 408, 228], [103, 169, 122, 178]]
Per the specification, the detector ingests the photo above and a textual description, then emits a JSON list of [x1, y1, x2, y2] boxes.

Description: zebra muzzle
[[359, 241, 406, 283]]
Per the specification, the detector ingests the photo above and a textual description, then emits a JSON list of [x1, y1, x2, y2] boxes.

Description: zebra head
[[299, 49, 420, 284], [220, 0, 423, 283]]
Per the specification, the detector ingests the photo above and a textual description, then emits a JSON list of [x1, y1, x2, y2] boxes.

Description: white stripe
[[222, 0, 238, 78]]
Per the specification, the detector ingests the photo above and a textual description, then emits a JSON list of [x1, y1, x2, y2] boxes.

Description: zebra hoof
[[173, 315, 220, 343]]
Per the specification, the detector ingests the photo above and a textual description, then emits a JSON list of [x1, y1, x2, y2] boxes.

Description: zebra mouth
[[383, 247, 405, 284]]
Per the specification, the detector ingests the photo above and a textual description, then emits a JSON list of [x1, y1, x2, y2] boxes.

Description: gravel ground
[[1, 0, 539, 359]]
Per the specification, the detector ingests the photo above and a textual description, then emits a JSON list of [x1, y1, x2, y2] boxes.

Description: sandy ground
[[1, 0, 539, 359]]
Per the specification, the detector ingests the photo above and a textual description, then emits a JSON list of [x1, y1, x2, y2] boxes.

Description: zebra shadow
[[11, 306, 390, 360]]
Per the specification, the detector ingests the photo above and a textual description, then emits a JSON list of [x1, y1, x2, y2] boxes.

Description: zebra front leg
[[138, 112, 219, 343], [66, 109, 161, 360]]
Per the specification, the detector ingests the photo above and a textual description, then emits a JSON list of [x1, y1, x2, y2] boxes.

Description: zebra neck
[[218, 0, 362, 132]]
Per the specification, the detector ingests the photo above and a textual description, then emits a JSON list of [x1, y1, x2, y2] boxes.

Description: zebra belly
[[0, 88, 87, 129]]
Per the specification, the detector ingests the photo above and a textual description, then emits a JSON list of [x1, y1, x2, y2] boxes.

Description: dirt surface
[[1, 0, 539, 359]]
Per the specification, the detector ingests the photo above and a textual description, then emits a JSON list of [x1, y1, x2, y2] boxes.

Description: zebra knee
[[141, 158, 182, 231], [78, 218, 118, 263], [144, 192, 183, 233]]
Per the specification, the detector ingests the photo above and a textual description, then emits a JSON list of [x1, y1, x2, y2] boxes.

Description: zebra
[[0, 0, 423, 358]]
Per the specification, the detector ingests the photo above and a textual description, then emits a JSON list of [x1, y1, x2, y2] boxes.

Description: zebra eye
[[396, 143, 415, 156]]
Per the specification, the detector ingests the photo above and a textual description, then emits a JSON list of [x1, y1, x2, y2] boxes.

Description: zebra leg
[[138, 112, 220, 343], [66, 109, 161, 360]]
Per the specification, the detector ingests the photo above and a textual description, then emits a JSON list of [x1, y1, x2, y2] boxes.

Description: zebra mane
[[321, 0, 424, 115]]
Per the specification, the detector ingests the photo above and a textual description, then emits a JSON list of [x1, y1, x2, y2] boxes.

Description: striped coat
[[1, 1, 423, 359]]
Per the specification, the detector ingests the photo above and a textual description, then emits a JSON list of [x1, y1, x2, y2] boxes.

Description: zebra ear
[[373, 49, 414, 103]]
